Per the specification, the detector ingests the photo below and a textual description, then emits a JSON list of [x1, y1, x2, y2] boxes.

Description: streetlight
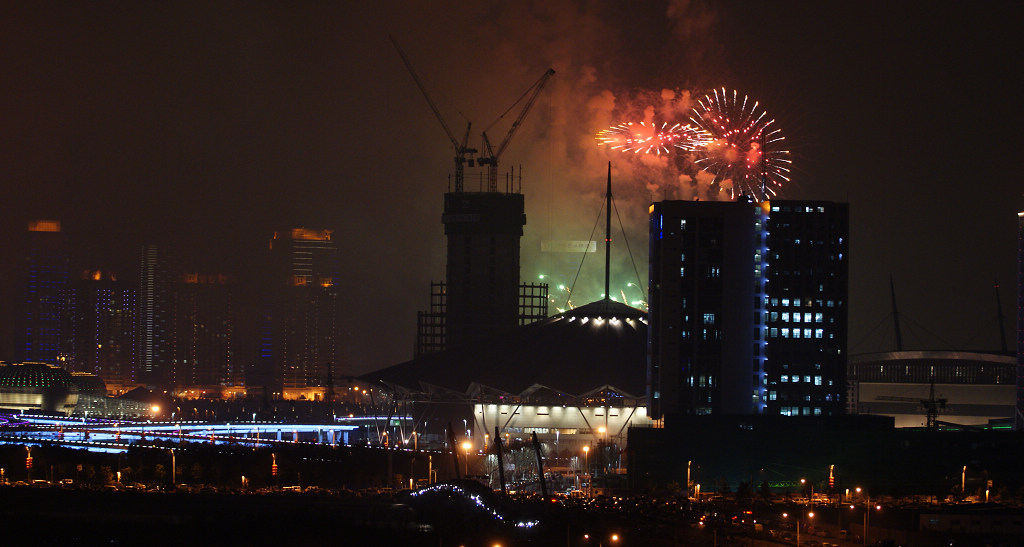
[[462, 441, 472, 477], [169, 448, 175, 487], [582, 446, 590, 497]]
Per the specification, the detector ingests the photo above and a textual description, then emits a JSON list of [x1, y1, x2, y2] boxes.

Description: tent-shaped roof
[[362, 299, 648, 398]]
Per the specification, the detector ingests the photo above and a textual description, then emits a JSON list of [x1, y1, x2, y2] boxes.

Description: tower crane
[[875, 377, 947, 430], [479, 68, 556, 192], [389, 35, 477, 193]]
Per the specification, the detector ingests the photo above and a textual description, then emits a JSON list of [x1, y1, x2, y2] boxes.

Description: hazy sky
[[2, 1, 1021, 375]]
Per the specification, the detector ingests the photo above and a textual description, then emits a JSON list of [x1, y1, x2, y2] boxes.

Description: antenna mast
[[890, 274, 903, 351], [605, 161, 612, 301], [995, 280, 1008, 352]]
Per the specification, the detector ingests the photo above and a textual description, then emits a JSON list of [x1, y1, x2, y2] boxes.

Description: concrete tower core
[[442, 191, 525, 349]]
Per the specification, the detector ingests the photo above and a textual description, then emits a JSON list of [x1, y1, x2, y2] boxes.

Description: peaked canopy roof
[[362, 299, 648, 399]]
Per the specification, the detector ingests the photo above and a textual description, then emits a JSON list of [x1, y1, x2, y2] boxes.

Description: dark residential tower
[[648, 199, 848, 422], [1016, 211, 1024, 430], [173, 272, 236, 392], [16, 220, 71, 365], [256, 228, 340, 398], [69, 270, 136, 392]]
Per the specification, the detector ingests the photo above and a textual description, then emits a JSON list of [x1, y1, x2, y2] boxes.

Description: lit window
[[680, 219, 687, 230], [815, 329, 824, 339], [769, 328, 778, 338], [814, 376, 822, 386], [781, 328, 789, 338], [792, 313, 800, 323], [804, 313, 812, 322], [770, 312, 778, 322], [793, 299, 801, 306], [782, 299, 790, 307], [680, 267, 686, 277], [793, 329, 801, 339], [804, 375, 811, 383], [791, 375, 800, 383], [804, 329, 812, 338], [815, 313, 823, 323], [703, 313, 715, 325], [780, 376, 788, 383], [680, 253, 686, 262], [814, 407, 822, 416], [769, 391, 777, 401], [781, 312, 789, 322]]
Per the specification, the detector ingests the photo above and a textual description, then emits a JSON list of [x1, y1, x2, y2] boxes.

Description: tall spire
[[890, 274, 903, 351], [605, 161, 612, 301]]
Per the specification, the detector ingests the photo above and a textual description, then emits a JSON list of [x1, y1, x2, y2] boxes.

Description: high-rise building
[[138, 244, 175, 387], [173, 272, 236, 391], [256, 228, 339, 399], [415, 190, 548, 355], [69, 270, 136, 392], [443, 192, 526, 349], [1016, 211, 1023, 430], [16, 220, 71, 364], [648, 199, 848, 422]]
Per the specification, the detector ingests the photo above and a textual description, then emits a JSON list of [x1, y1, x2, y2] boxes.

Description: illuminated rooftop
[[364, 299, 647, 399], [28, 219, 61, 232]]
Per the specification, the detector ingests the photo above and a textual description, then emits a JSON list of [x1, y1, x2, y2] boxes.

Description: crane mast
[[389, 35, 476, 192], [391, 35, 553, 194], [480, 68, 555, 192]]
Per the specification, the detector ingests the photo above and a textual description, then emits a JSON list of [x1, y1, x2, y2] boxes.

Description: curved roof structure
[[363, 299, 648, 399], [0, 362, 77, 389], [0, 362, 79, 414]]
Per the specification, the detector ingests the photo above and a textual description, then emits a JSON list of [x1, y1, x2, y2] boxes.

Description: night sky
[[2, 1, 1021, 376]]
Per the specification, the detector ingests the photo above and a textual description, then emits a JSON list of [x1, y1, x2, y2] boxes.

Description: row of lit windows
[[771, 312, 823, 323], [679, 266, 721, 278], [779, 406, 822, 416], [780, 375, 823, 385], [769, 297, 839, 308], [771, 206, 828, 214], [769, 328, 827, 339], [680, 329, 721, 341]]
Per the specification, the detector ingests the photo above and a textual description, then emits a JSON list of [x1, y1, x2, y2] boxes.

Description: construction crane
[[479, 68, 555, 192], [389, 35, 477, 193], [875, 377, 947, 430]]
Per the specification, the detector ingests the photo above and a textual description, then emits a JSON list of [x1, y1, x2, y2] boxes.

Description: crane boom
[[480, 68, 555, 192], [389, 35, 475, 192]]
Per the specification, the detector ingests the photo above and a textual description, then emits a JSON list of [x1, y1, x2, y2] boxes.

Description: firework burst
[[596, 121, 710, 155], [690, 88, 791, 200]]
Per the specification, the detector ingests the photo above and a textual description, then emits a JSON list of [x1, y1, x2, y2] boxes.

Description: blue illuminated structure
[[648, 199, 848, 421]]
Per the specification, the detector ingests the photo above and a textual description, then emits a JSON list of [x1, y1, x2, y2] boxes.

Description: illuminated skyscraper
[[138, 244, 175, 386], [255, 229, 339, 399], [648, 199, 848, 422], [16, 220, 71, 364]]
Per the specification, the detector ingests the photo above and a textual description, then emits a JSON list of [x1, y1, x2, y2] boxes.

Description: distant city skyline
[[2, 1, 1021, 376]]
